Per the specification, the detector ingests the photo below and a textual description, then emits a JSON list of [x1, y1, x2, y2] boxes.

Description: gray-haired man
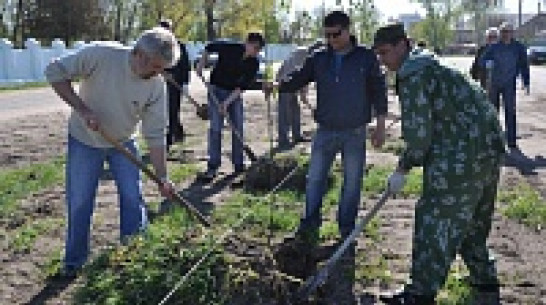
[[45, 27, 177, 276]]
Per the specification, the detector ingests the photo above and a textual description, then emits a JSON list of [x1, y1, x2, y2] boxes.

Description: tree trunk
[[206, 0, 215, 41]]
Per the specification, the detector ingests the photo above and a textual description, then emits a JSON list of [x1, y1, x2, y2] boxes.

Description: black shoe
[[379, 289, 435, 305], [196, 169, 217, 183]]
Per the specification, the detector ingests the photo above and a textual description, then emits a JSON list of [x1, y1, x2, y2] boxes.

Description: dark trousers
[[167, 82, 184, 150]]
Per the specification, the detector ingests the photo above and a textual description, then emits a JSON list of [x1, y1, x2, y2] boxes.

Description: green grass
[[498, 183, 546, 228], [9, 218, 65, 252], [437, 263, 472, 305], [0, 81, 50, 92], [40, 249, 63, 279], [0, 158, 65, 218], [362, 165, 423, 197], [74, 207, 228, 305], [169, 163, 198, 184]]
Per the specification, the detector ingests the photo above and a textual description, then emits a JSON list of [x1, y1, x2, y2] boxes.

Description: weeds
[[0, 158, 65, 218], [499, 182, 546, 229], [9, 218, 64, 252]]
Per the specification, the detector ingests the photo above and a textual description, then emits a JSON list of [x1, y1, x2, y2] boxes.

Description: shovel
[[294, 190, 390, 301], [199, 76, 259, 163], [163, 72, 209, 120], [96, 128, 211, 227]]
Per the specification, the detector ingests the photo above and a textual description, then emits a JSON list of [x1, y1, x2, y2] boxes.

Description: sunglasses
[[325, 29, 343, 39]]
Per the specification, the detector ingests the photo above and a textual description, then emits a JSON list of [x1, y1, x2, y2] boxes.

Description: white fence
[[0, 38, 297, 85]]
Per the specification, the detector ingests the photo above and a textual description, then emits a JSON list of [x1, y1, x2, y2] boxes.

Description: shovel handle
[[96, 128, 211, 227]]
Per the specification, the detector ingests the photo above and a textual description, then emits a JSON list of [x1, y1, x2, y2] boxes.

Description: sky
[[295, 0, 545, 22]]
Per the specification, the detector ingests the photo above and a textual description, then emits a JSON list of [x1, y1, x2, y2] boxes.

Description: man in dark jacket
[[266, 11, 387, 240], [159, 20, 191, 151], [481, 22, 530, 148], [470, 27, 498, 88]]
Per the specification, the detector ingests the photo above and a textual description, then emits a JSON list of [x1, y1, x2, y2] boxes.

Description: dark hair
[[158, 19, 172, 30], [246, 32, 265, 48], [416, 40, 427, 48], [324, 11, 350, 28]]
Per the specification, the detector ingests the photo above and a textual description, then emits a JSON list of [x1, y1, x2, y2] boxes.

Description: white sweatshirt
[[45, 44, 167, 148]]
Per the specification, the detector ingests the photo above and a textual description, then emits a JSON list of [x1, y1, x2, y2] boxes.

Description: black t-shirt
[[206, 42, 259, 90]]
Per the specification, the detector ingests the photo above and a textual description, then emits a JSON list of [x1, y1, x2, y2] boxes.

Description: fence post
[[25, 38, 42, 80], [51, 38, 66, 59], [0, 38, 14, 80]]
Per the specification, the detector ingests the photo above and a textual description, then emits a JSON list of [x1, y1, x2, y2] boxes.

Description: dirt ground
[[0, 70, 545, 304]]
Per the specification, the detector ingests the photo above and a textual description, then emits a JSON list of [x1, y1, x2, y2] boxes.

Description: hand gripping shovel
[[96, 128, 211, 227], [199, 76, 258, 162], [294, 190, 391, 301], [163, 72, 209, 120]]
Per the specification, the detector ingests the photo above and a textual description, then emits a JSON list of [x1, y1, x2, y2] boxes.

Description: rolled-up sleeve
[[141, 81, 168, 147], [45, 46, 101, 83]]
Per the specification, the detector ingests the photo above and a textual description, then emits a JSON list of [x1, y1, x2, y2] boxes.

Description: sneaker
[[196, 169, 217, 183], [379, 289, 435, 305]]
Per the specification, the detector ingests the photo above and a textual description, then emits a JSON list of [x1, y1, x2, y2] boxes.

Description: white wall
[[0, 38, 297, 85]]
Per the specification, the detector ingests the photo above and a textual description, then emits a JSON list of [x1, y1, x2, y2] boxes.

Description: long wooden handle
[[96, 128, 211, 227], [163, 72, 200, 108]]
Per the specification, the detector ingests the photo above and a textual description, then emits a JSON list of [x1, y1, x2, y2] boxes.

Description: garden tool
[[163, 72, 209, 120], [96, 128, 211, 227], [199, 75, 259, 163], [294, 190, 391, 301]]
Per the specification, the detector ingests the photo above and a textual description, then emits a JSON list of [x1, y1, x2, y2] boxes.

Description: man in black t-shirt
[[196, 33, 265, 181]]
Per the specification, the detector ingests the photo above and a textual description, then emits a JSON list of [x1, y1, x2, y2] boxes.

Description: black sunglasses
[[325, 29, 343, 39]]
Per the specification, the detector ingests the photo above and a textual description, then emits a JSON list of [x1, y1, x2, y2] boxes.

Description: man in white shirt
[[45, 27, 177, 276]]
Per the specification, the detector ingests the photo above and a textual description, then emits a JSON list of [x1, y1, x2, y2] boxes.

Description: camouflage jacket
[[396, 54, 505, 178]]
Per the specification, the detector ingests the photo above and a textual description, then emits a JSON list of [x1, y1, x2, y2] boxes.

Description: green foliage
[[362, 165, 423, 197], [9, 218, 64, 253], [74, 208, 227, 305], [499, 183, 546, 228], [0, 159, 65, 218], [40, 249, 64, 279], [169, 163, 198, 184], [437, 263, 472, 305]]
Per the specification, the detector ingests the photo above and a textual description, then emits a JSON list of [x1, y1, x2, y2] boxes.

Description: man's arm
[[278, 55, 315, 93], [397, 75, 433, 172], [367, 52, 388, 148], [45, 46, 103, 129], [518, 43, 530, 88]]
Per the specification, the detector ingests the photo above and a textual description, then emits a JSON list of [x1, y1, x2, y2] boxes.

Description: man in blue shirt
[[265, 11, 387, 241], [481, 22, 530, 148]]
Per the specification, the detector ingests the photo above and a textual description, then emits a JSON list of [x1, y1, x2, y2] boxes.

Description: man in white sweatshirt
[[45, 27, 177, 276]]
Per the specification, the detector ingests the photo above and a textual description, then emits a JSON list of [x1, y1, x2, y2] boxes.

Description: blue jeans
[[489, 83, 517, 145], [278, 92, 301, 145], [207, 85, 244, 171], [300, 125, 367, 237], [64, 135, 147, 269]]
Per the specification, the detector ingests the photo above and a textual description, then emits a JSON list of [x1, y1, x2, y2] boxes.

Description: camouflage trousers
[[407, 155, 502, 296]]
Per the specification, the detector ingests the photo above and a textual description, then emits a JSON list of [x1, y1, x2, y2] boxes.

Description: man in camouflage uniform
[[373, 24, 506, 305]]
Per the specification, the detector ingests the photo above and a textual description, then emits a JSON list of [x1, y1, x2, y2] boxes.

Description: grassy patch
[[437, 263, 472, 305], [0, 159, 65, 218], [0, 81, 50, 92], [169, 163, 198, 184], [363, 165, 423, 197], [355, 253, 391, 284], [40, 249, 64, 279], [74, 207, 227, 305], [498, 183, 546, 229], [9, 218, 64, 253]]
